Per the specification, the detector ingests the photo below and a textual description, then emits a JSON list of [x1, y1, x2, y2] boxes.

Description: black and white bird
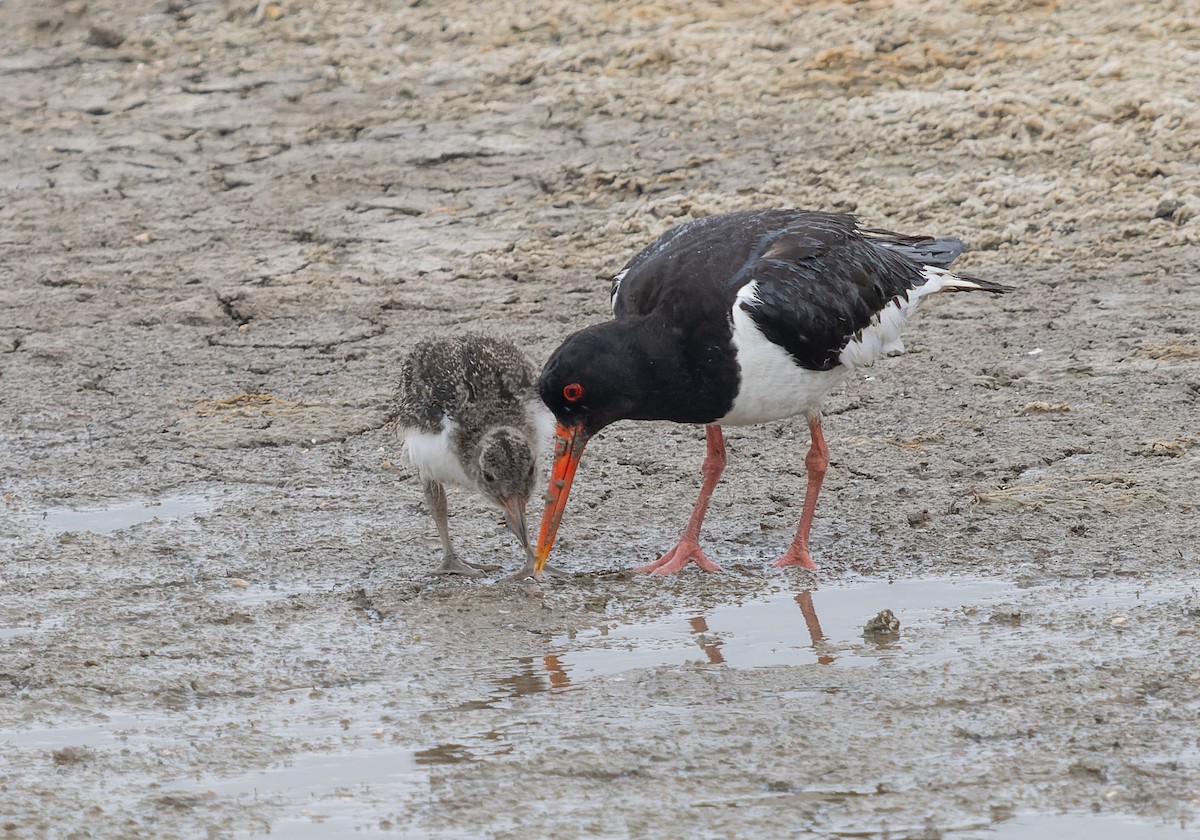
[[394, 333, 554, 579], [532, 209, 1011, 577]]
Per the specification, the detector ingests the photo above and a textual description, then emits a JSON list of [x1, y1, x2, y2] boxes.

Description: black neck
[[600, 315, 738, 425]]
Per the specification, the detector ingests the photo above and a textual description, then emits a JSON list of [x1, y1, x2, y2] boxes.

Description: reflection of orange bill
[[544, 654, 570, 690], [533, 423, 590, 575]]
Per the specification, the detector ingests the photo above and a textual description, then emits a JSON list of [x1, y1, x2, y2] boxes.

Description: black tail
[[864, 227, 966, 268], [934, 269, 1015, 294], [864, 226, 1013, 293]]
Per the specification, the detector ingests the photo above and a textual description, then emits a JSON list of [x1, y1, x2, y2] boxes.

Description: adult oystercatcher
[[532, 209, 1011, 577], [394, 333, 554, 579]]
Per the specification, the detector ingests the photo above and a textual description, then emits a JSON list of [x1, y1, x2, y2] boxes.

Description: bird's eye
[[563, 383, 584, 402], [482, 470, 496, 483]]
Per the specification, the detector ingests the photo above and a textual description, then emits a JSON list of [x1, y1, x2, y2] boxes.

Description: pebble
[[86, 24, 125, 49], [1154, 198, 1184, 220]]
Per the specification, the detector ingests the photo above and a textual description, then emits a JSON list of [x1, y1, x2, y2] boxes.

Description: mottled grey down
[[394, 333, 537, 446], [393, 333, 549, 579]]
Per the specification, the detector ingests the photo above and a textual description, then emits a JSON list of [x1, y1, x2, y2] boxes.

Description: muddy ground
[[2, 0, 1199, 837]]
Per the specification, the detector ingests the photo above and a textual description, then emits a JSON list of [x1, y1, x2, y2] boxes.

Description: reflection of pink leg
[[795, 591, 834, 665], [543, 654, 570, 690], [688, 616, 726, 665], [636, 424, 725, 574], [773, 417, 828, 569]]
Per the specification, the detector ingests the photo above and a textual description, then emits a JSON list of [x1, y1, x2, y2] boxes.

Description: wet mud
[[2, 0, 1199, 837]]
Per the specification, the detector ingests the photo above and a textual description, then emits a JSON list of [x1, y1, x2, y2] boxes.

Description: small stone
[[906, 509, 931, 528], [864, 609, 900, 636], [86, 23, 126, 48], [1154, 198, 1183, 220], [229, 578, 250, 588]]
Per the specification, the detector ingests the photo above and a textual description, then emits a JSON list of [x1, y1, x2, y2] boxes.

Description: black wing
[[609, 209, 970, 370], [609, 212, 776, 320], [739, 216, 939, 370]]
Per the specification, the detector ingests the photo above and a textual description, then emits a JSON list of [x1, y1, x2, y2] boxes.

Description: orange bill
[[533, 422, 590, 575]]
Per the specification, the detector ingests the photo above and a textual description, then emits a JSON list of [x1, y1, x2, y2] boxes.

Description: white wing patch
[[838, 266, 954, 370], [720, 281, 849, 426], [401, 417, 471, 487], [609, 268, 628, 315], [721, 267, 960, 425]]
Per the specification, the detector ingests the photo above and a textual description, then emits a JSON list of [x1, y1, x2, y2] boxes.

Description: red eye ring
[[563, 383, 584, 402]]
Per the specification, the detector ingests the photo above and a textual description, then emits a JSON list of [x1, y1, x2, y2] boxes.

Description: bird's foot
[[435, 555, 495, 577], [498, 562, 568, 584], [635, 539, 721, 575], [771, 547, 817, 570]]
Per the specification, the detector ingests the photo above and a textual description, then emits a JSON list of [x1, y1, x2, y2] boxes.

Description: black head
[[532, 317, 731, 577], [537, 321, 643, 436]]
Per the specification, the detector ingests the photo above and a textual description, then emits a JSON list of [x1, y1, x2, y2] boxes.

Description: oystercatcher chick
[[532, 209, 1011, 577], [394, 333, 554, 579]]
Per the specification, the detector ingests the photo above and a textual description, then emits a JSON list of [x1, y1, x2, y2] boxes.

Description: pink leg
[[635, 424, 725, 575], [773, 417, 828, 569]]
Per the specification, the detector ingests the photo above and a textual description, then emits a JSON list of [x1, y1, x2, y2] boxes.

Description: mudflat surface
[[2, 1, 1199, 837]]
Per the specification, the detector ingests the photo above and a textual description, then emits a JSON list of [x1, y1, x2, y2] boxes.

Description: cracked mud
[[2, 0, 1199, 837]]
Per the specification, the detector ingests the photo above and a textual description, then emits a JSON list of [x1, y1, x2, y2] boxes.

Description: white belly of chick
[[402, 418, 472, 487]]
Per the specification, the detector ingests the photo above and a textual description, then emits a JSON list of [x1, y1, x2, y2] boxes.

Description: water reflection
[[469, 578, 1067, 711], [686, 615, 726, 665], [794, 590, 835, 665], [472, 584, 891, 702], [530, 578, 1022, 683], [686, 589, 837, 666], [456, 654, 575, 711]]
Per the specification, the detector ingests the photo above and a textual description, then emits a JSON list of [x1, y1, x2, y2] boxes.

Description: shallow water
[[176, 750, 429, 839], [986, 813, 1197, 838], [528, 576, 1179, 688], [2, 574, 1193, 838], [23, 493, 218, 535]]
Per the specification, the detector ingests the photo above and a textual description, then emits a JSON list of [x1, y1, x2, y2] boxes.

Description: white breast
[[526, 397, 557, 469], [719, 282, 850, 426], [401, 417, 471, 487], [402, 403, 553, 489], [719, 270, 947, 426]]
